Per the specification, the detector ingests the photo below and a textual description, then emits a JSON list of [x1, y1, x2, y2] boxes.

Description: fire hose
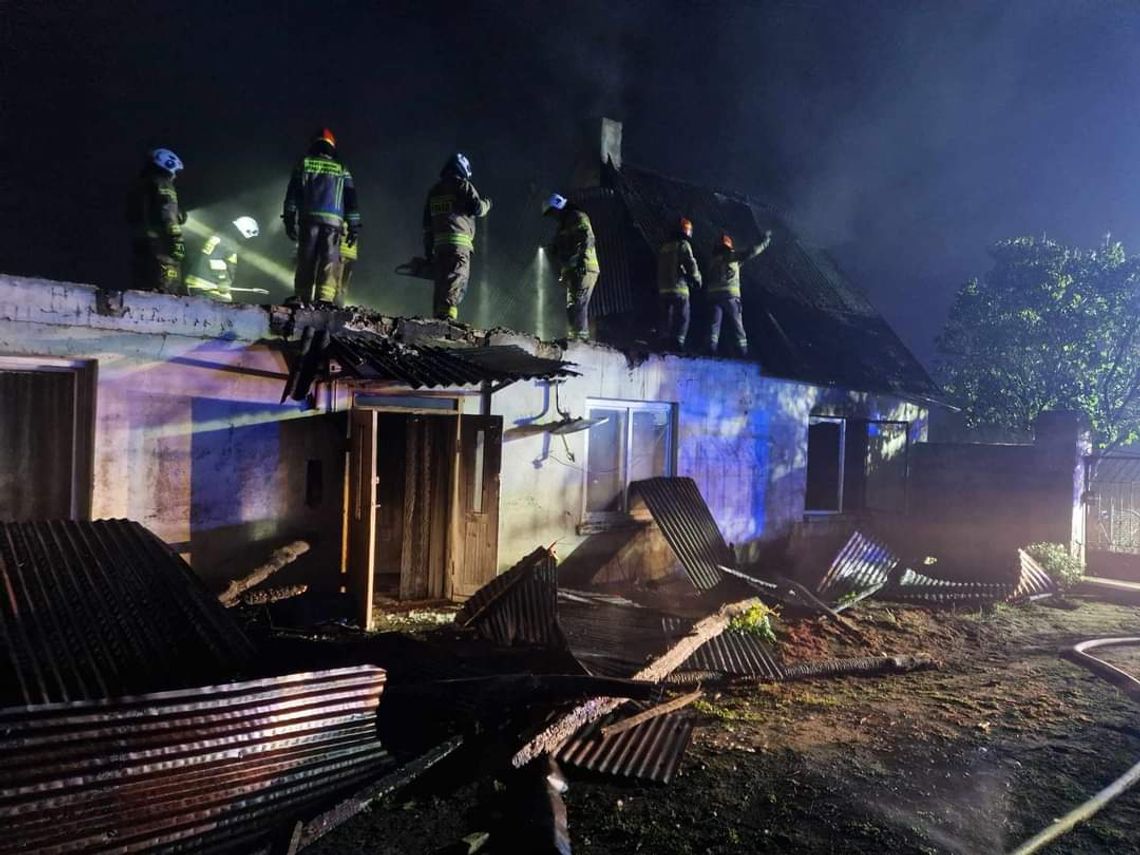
[[1007, 636, 1140, 855]]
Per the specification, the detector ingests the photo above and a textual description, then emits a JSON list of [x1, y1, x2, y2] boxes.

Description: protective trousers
[[659, 294, 690, 350], [336, 258, 355, 307], [131, 239, 182, 294], [432, 245, 471, 320], [294, 222, 341, 303], [708, 295, 748, 355], [562, 269, 598, 340]]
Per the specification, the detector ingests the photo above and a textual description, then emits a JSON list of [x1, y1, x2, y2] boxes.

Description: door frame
[[0, 355, 97, 520], [344, 390, 467, 629]]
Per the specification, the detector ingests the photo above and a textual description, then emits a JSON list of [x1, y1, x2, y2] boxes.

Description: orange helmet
[[679, 217, 693, 238], [720, 232, 734, 250], [315, 127, 337, 149]]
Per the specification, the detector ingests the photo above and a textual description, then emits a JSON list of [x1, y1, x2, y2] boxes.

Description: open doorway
[[346, 406, 502, 629]]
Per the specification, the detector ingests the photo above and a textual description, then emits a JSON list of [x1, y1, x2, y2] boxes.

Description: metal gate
[[1086, 453, 1140, 554]]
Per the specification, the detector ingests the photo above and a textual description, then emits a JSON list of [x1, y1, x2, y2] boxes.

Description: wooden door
[[453, 414, 503, 599], [347, 409, 378, 630]]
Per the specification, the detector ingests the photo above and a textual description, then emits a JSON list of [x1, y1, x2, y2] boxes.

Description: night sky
[[3, 0, 1139, 367]]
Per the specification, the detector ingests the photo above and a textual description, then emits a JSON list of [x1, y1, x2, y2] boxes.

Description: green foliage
[[937, 236, 1140, 448], [729, 601, 779, 642], [1025, 541, 1085, 591]]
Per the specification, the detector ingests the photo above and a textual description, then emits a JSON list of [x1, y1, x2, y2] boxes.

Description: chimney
[[571, 117, 623, 189]]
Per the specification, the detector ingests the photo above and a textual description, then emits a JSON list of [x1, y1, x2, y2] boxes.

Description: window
[[804, 417, 909, 514], [584, 400, 675, 522]]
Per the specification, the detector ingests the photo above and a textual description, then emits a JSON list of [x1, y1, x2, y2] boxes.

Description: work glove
[[170, 239, 186, 261], [345, 226, 359, 248], [283, 216, 298, 242]]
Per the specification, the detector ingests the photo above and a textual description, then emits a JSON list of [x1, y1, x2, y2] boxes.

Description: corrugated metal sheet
[[454, 547, 567, 649], [0, 519, 255, 707], [605, 162, 939, 399], [678, 628, 785, 680], [558, 595, 690, 679], [629, 477, 730, 591], [815, 531, 899, 604], [557, 702, 694, 784], [0, 666, 390, 854], [1012, 549, 1059, 600], [331, 334, 577, 389]]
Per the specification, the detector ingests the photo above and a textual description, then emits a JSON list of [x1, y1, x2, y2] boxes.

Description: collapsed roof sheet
[[455, 546, 567, 649], [0, 519, 254, 706], [0, 666, 390, 854], [557, 701, 694, 784], [286, 328, 579, 399], [629, 476, 731, 591]]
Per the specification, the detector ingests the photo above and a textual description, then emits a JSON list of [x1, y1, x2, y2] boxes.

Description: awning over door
[[283, 327, 579, 401]]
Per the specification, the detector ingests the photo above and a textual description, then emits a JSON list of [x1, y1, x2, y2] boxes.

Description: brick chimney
[[571, 117, 623, 189]]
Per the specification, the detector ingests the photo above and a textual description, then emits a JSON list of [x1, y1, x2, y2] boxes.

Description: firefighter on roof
[[707, 229, 772, 356], [185, 217, 261, 303], [543, 194, 600, 342], [657, 217, 702, 350], [422, 153, 492, 321], [282, 128, 360, 303], [336, 220, 357, 307], [126, 148, 186, 294]]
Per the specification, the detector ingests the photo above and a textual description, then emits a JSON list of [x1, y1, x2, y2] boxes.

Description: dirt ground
[[311, 599, 1140, 854]]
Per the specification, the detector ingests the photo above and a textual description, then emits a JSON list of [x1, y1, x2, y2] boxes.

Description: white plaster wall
[[0, 276, 343, 587], [486, 331, 928, 571]]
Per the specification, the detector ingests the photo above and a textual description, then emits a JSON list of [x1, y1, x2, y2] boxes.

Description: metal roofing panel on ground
[[557, 702, 694, 784], [0, 666, 390, 854], [455, 547, 567, 649], [0, 519, 255, 707], [815, 531, 899, 604], [677, 627, 785, 680], [629, 477, 730, 591], [557, 594, 692, 679]]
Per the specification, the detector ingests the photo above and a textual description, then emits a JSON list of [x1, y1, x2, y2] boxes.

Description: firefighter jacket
[[422, 174, 491, 254], [184, 233, 238, 301], [552, 207, 600, 274], [657, 235, 701, 297], [708, 234, 771, 298], [283, 153, 360, 229], [126, 167, 182, 246]]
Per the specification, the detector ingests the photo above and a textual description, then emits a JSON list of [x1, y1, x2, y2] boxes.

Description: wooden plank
[[347, 409, 377, 630], [600, 689, 702, 738]]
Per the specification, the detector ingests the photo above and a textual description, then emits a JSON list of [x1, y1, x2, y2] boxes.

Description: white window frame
[[582, 398, 677, 525]]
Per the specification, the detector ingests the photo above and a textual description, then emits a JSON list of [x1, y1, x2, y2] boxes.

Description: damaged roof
[[285, 328, 579, 400], [573, 162, 940, 400]]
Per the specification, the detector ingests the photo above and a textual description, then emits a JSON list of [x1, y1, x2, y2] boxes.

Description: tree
[[937, 236, 1140, 449]]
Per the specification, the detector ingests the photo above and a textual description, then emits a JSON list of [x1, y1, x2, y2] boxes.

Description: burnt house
[[0, 123, 937, 629]]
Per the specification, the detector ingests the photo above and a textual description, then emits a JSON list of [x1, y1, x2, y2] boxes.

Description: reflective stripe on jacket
[[283, 154, 360, 228], [657, 237, 701, 296], [554, 209, 599, 273], [185, 233, 236, 301], [423, 175, 491, 252], [708, 236, 770, 297]]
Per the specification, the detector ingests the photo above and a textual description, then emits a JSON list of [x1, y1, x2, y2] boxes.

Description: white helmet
[[232, 216, 260, 239], [151, 148, 183, 175], [543, 193, 568, 214]]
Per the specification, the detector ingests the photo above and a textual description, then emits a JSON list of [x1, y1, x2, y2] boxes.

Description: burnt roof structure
[[571, 162, 940, 400]]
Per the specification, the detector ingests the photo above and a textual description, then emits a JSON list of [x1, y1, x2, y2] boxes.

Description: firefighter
[[126, 148, 186, 294], [707, 230, 771, 356], [543, 193, 600, 341], [282, 128, 360, 304], [422, 153, 492, 321], [185, 216, 260, 303], [656, 217, 702, 350], [336, 220, 357, 307]]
